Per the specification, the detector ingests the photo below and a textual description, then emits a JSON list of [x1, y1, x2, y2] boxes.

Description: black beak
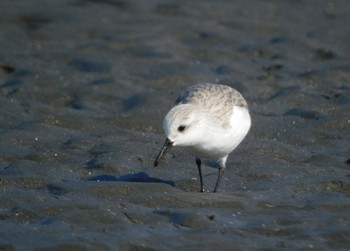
[[154, 138, 173, 167]]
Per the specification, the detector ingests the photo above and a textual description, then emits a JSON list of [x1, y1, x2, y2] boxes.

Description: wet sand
[[0, 0, 350, 250]]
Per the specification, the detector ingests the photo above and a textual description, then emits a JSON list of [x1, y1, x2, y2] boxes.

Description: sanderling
[[154, 83, 251, 192]]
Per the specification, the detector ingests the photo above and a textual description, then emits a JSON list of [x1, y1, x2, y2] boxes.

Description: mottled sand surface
[[0, 0, 349, 250]]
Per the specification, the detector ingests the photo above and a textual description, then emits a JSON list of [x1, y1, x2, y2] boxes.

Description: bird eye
[[177, 125, 186, 132]]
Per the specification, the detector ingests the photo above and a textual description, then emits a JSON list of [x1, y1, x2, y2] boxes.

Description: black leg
[[213, 166, 225, 193], [195, 158, 204, 192]]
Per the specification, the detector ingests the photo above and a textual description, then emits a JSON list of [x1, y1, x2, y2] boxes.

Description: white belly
[[189, 106, 251, 162]]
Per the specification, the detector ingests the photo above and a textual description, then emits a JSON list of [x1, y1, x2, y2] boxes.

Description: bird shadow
[[86, 172, 175, 187]]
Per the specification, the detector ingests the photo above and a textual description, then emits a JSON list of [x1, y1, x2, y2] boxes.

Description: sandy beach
[[0, 0, 349, 250]]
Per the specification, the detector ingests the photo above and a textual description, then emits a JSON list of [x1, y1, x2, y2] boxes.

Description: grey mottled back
[[175, 83, 247, 128]]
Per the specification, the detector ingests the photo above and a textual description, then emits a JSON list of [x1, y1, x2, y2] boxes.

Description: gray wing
[[175, 83, 247, 108], [175, 83, 248, 128]]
